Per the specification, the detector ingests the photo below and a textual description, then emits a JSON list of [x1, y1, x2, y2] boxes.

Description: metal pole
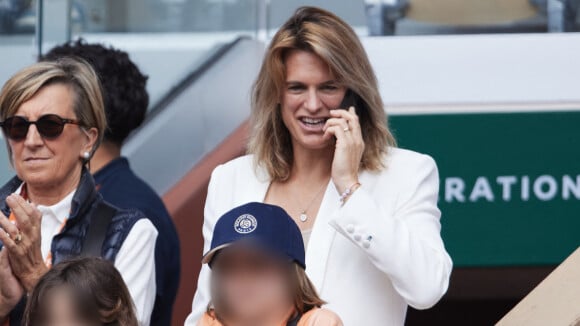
[[36, 0, 43, 58], [256, 0, 269, 42]]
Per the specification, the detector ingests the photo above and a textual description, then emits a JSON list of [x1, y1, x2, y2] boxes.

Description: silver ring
[[343, 127, 350, 132], [14, 233, 22, 243]]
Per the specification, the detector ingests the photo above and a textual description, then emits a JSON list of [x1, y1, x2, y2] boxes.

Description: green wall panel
[[389, 111, 580, 267]]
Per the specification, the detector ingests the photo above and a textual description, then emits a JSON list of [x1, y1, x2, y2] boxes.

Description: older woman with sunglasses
[[0, 58, 157, 326]]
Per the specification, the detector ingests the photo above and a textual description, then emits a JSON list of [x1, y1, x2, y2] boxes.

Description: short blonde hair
[[248, 6, 396, 181], [0, 57, 107, 157]]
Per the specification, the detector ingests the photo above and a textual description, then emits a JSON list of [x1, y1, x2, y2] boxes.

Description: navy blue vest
[[0, 169, 144, 325]]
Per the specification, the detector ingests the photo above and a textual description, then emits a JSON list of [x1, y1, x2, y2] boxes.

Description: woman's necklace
[[297, 181, 329, 223]]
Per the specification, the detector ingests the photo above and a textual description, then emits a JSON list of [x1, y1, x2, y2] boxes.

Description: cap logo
[[234, 214, 258, 234]]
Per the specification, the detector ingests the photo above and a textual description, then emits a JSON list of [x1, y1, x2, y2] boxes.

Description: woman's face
[[212, 245, 293, 321], [281, 50, 347, 151], [41, 287, 98, 326], [8, 83, 96, 190]]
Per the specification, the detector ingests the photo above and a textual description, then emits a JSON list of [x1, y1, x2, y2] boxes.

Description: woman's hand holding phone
[[323, 106, 364, 195]]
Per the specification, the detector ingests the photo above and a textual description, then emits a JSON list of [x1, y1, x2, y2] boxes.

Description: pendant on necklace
[[299, 212, 308, 222]]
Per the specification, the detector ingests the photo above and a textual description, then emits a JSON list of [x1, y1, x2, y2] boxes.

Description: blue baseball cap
[[202, 202, 306, 269]]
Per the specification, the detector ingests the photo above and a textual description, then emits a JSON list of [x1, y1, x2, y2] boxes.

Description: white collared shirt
[[36, 189, 75, 259], [15, 185, 158, 326]]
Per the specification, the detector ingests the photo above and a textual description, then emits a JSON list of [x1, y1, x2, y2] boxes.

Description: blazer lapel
[[238, 163, 271, 205], [305, 181, 340, 289]]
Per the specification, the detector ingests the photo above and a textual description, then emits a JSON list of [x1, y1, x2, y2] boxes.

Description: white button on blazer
[[185, 147, 452, 326]]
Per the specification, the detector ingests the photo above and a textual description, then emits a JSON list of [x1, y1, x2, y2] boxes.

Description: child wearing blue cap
[[196, 202, 342, 326]]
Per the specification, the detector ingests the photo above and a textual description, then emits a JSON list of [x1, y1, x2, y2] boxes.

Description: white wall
[[362, 33, 580, 114]]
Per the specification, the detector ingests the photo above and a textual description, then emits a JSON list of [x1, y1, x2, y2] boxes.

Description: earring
[[82, 151, 90, 160]]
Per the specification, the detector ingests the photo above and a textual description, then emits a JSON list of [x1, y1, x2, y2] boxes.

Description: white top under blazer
[[185, 147, 453, 326]]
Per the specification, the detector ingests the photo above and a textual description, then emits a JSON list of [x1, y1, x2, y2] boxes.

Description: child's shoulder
[[196, 311, 223, 326], [299, 308, 343, 326]]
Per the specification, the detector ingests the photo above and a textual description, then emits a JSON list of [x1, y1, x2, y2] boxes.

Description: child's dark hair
[[41, 39, 149, 146], [23, 257, 138, 326]]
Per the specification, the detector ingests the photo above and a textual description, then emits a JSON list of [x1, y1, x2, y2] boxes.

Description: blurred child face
[[41, 287, 99, 326], [212, 245, 294, 322]]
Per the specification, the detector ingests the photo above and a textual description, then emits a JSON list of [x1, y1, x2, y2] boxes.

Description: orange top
[[196, 308, 343, 326]]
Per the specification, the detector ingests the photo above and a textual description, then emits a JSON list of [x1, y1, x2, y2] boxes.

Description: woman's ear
[[80, 127, 99, 158]]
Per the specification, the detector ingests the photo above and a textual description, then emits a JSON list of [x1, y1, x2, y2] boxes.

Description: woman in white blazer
[[186, 6, 452, 326]]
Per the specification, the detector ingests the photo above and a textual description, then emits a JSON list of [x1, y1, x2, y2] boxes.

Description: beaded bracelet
[[339, 182, 361, 205]]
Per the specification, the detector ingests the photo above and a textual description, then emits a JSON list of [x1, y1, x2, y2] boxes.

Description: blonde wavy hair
[[248, 6, 396, 181]]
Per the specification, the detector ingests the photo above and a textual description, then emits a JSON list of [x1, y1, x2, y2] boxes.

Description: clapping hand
[[0, 247, 23, 319], [0, 194, 47, 293]]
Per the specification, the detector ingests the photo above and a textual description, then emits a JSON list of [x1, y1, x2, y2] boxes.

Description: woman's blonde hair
[[248, 6, 396, 181], [208, 263, 325, 321], [0, 57, 107, 159]]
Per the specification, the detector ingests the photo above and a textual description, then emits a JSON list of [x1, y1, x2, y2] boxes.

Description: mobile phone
[[338, 89, 362, 110]]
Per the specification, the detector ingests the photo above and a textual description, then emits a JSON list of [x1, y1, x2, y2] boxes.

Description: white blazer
[[185, 147, 452, 326]]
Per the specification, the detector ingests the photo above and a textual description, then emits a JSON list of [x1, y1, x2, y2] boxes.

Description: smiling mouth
[[299, 117, 328, 127]]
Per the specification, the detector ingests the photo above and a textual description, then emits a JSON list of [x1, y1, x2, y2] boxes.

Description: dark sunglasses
[[0, 114, 82, 141]]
